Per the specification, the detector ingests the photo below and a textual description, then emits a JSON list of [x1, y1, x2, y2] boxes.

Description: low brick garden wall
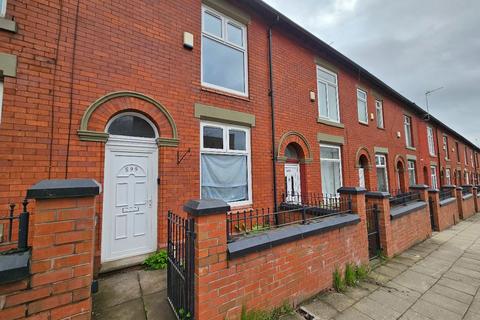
[[458, 186, 476, 220]]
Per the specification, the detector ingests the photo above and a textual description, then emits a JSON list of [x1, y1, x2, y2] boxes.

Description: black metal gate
[[428, 197, 436, 231], [167, 211, 195, 319], [366, 204, 381, 259]]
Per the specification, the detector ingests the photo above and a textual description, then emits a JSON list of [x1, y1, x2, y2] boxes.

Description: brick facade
[[0, 0, 479, 268]]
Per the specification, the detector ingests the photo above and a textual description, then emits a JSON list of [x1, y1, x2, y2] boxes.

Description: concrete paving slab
[[358, 281, 379, 292], [343, 286, 371, 301], [391, 270, 436, 293], [374, 265, 403, 278], [279, 313, 306, 320], [354, 296, 401, 320], [444, 270, 480, 286], [319, 292, 356, 312], [366, 289, 412, 314], [143, 290, 176, 320], [139, 269, 167, 295], [378, 281, 421, 304], [398, 309, 433, 320], [93, 271, 142, 311], [336, 307, 373, 320], [463, 310, 480, 320], [411, 299, 462, 320], [429, 283, 473, 305], [437, 277, 478, 296], [93, 298, 146, 320], [300, 300, 338, 320], [421, 291, 469, 316]]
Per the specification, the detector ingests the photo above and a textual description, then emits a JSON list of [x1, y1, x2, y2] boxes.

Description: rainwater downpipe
[[268, 17, 279, 213]]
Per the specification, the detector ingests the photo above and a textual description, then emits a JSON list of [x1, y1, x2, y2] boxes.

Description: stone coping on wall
[[26, 179, 101, 199], [390, 201, 427, 220], [440, 197, 457, 207], [0, 250, 30, 284], [227, 213, 360, 259], [463, 194, 473, 200]]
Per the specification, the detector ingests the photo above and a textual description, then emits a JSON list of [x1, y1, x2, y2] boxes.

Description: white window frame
[[407, 160, 416, 186], [375, 154, 389, 192], [0, 80, 3, 124], [445, 168, 451, 185], [200, 121, 252, 207], [443, 136, 449, 160], [465, 170, 470, 185], [427, 126, 435, 156], [0, 0, 6, 18], [201, 5, 248, 97], [320, 144, 343, 196], [375, 100, 384, 129], [404, 115, 413, 147], [430, 166, 438, 189], [465, 148, 468, 165], [316, 65, 340, 123], [357, 89, 368, 124]]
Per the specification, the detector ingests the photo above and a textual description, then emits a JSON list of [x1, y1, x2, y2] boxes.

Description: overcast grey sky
[[264, 0, 480, 146]]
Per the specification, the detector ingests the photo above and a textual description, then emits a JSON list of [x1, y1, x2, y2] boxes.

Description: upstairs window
[[407, 160, 416, 186], [443, 136, 449, 160], [0, 0, 6, 18], [431, 166, 438, 189], [375, 100, 384, 128], [200, 121, 251, 206], [455, 142, 460, 162], [427, 126, 435, 156], [465, 148, 468, 165], [317, 66, 339, 123], [201, 5, 248, 96], [404, 115, 413, 148], [357, 89, 368, 124]]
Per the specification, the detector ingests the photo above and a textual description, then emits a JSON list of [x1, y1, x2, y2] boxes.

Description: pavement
[[282, 213, 480, 320], [92, 267, 176, 320]]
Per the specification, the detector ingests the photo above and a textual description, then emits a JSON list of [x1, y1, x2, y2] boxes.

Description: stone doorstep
[[100, 252, 152, 274]]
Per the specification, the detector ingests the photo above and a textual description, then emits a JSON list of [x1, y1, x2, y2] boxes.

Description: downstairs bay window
[[200, 121, 251, 206]]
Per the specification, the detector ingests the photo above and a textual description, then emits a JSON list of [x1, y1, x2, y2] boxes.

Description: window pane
[[108, 115, 156, 138], [227, 22, 243, 47], [320, 146, 339, 160], [317, 69, 336, 84], [318, 82, 328, 117], [358, 99, 367, 122], [202, 36, 245, 93], [203, 126, 223, 149], [357, 90, 366, 100], [377, 168, 388, 192], [321, 160, 342, 195], [229, 129, 246, 151], [201, 154, 248, 202], [327, 84, 339, 121], [203, 11, 222, 37]]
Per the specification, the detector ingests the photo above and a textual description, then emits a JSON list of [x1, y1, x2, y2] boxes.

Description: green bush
[[344, 263, 357, 287], [143, 250, 168, 270], [333, 267, 346, 292]]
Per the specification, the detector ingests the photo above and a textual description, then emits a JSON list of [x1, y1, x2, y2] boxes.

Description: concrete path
[[289, 214, 480, 320], [92, 268, 176, 320]]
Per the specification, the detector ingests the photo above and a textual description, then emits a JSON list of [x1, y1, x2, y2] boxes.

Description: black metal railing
[[462, 188, 472, 196], [389, 190, 421, 207], [227, 194, 352, 242], [0, 199, 29, 251], [281, 192, 346, 210], [439, 188, 455, 201]]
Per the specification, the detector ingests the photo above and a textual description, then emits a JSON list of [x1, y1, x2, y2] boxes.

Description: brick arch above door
[[276, 131, 313, 164], [77, 91, 179, 147]]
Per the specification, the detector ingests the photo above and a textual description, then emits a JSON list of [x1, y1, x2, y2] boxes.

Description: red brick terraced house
[[0, 0, 479, 271]]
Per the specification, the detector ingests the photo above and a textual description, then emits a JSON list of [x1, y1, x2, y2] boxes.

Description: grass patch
[[344, 263, 357, 287], [333, 267, 346, 292], [240, 302, 294, 320], [143, 250, 168, 270], [355, 264, 370, 281]]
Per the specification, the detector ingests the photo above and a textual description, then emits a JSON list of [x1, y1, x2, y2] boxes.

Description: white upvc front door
[[284, 163, 301, 203], [102, 136, 158, 262]]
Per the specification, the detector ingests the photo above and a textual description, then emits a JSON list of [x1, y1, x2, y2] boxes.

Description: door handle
[[148, 199, 152, 208]]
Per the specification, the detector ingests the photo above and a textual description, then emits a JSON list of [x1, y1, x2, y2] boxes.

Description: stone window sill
[[317, 118, 345, 128]]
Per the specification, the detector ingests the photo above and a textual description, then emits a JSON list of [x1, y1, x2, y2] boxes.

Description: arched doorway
[[396, 160, 406, 193], [284, 143, 303, 203], [358, 154, 371, 189], [101, 112, 159, 263]]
